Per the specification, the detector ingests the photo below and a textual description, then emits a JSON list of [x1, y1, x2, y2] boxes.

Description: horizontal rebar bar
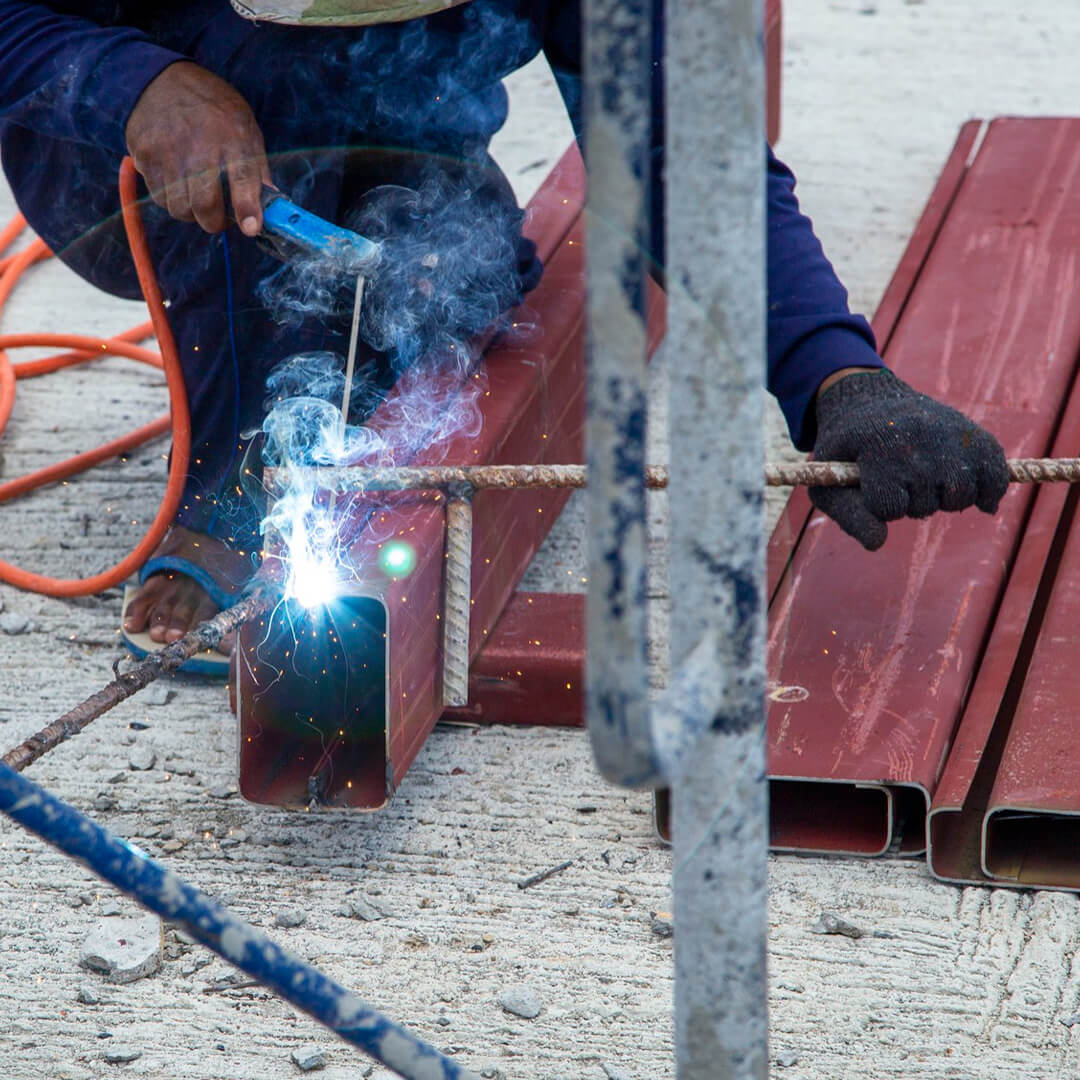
[[275, 457, 1080, 494], [2, 589, 273, 773]]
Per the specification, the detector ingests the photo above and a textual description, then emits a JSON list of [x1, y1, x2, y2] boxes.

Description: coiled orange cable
[[0, 157, 191, 596]]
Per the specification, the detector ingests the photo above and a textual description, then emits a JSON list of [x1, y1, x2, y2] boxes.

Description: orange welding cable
[[14, 320, 157, 378], [0, 157, 191, 597]]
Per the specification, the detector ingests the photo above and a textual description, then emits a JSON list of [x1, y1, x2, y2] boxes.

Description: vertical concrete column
[[667, 0, 769, 1077], [583, 0, 655, 783]]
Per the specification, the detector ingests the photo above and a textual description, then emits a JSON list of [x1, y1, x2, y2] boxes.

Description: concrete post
[[666, 0, 769, 1076], [583, 0, 655, 785], [583, 0, 769, 1074]]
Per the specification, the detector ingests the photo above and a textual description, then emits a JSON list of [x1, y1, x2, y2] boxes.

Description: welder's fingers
[[165, 187, 197, 225], [141, 166, 170, 211], [809, 486, 889, 552], [225, 142, 271, 238], [187, 165, 228, 234]]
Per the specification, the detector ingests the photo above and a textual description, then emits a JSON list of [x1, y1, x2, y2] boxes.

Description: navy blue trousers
[[2, 0, 544, 549]]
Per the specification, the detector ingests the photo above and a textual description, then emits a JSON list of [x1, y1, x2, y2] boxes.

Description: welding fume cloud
[[259, 160, 540, 609]]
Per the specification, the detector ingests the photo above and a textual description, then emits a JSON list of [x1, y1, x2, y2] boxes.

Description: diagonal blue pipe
[[0, 761, 479, 1080]]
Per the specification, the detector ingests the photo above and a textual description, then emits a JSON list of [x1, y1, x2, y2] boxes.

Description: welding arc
[[0, 158, 189, 596], [2, 589, 271, 774]]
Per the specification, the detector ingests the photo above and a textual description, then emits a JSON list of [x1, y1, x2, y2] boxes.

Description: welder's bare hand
[[809, 368, 1009, 551], [125, 61, 271, 236]]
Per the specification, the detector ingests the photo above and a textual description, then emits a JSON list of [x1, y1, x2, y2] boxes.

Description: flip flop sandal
[[120, 528, 255, 677]]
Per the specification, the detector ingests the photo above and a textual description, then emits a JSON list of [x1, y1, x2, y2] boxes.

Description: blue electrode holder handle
[[259, 187, 380, 271]]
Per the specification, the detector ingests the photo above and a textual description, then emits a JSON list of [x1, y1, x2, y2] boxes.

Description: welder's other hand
[[809, 368, 1009, 551], [125, 61, 271, 236]]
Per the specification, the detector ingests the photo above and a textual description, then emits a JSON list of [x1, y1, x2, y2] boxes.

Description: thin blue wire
[[206, 231, 243, 535]]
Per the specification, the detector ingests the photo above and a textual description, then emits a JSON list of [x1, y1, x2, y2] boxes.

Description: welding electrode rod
[[2, 590, 272, 773], [340, 273, 365, 430], [294, 458, 1080, 494]]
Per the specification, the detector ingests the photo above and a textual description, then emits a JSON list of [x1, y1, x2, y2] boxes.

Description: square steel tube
[[235, 147, 587, 810], [766, 119, 1080, 857]]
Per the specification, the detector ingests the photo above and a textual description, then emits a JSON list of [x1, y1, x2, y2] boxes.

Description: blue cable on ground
[[0, 760, 480, 1080]]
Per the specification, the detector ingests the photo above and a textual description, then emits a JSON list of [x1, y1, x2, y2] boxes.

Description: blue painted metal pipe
[[0, 761, 479, 1080]]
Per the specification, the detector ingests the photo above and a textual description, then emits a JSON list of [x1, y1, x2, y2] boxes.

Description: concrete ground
[[2, 1, 1080, 1077]]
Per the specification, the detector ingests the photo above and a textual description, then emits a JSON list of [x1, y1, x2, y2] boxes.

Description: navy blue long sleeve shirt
[[0, 0, 884, 449]]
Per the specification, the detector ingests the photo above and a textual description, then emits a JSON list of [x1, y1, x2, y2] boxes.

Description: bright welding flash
[[378, 541, 417, 578]]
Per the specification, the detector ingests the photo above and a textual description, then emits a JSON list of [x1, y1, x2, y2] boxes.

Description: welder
[[0, 0, 1008, 654]]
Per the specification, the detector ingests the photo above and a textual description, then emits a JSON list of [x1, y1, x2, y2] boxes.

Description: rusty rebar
[[441, 485, 473, 708], [274, 457, 1080, 495], [2, 589, 273, 773]]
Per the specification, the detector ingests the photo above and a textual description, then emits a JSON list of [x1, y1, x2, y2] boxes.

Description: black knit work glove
[[809, 369, 1009, 551]]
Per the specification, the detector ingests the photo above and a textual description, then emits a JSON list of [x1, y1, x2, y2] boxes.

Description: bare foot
[[123, 526, 255, 654]]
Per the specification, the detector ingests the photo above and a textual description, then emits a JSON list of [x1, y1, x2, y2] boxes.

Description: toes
[[124, 574, 171, 632], [162, 597, 197, 643], [147, 600, 176, 643]]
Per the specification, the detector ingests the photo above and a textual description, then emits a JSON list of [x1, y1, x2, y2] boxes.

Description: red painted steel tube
[[766, 118, 1080, 857], [235, 146, 587, 809], [440, 592, 585, 728], [765, 0, 782, 145], [927, 377, 1080, 885], [977, 485, 1080, 889]]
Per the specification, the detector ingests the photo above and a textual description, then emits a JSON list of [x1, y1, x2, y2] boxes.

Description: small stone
[[601, 1065, 631, 1080], [776, 1051, 800, 1068], [102, 1045, 142, 1064], [336, 898, 387, 922], [810, 912, 865, 939], [497, 986, 542, 1019], [80, 916, 162, 983], [291, 1044, 328, 1071], [100, 902, 125, 917], [275, 906, 307, 929], [76, 984, 101, 1005], [482, 932, 495, 944], [128, 745, 157, 771], [650, 913, 673, 939], [209, 784, 237, 800], [0, 612, 31, 635], [180, 955, 212, 977], [160, 839, 185, 854], [435, 1016, 451, 1027], [94, 794, 119, 815], [144, 684, 173, 706], [1061, 1013, 1080, 1028]]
